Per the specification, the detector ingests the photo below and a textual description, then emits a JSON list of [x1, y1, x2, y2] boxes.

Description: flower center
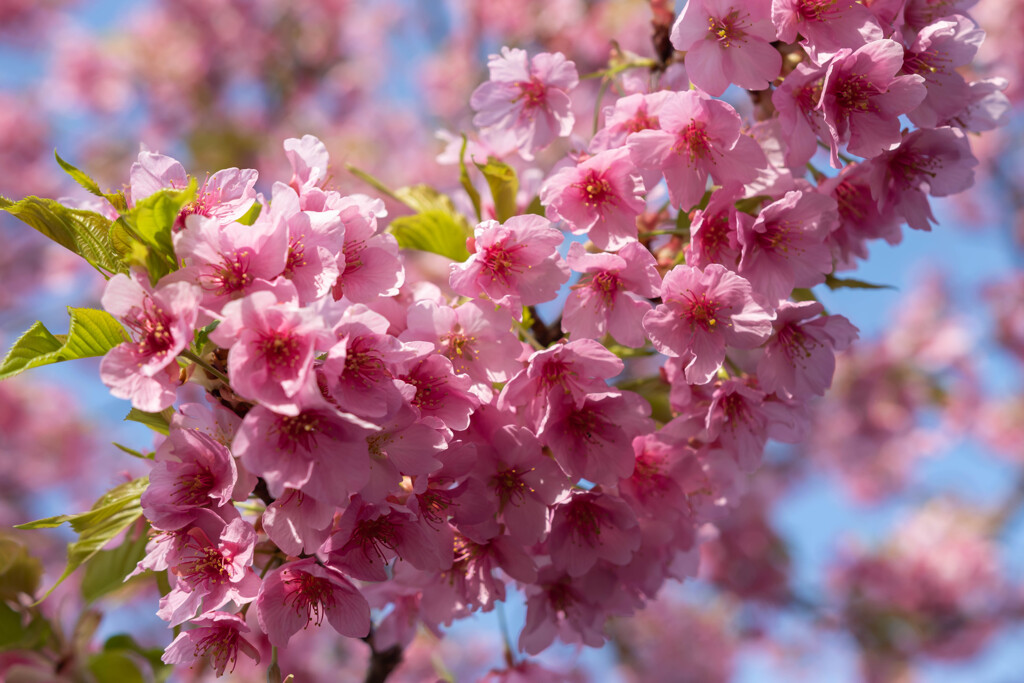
[[574, 171, 614, 209], [284, 570, 337, 627], [834, 74, 879, 115], [674, 121, 714, 162], [684, 291, 721, 332], [707, 11, 745, 47], [516, 78, 547, 107]]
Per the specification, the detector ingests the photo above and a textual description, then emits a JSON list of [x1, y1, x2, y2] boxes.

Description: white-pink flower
[[470, 47, 578, 160], [449, 214, 569, 313], [540, 148, 646, 251], [643, 264, 775, 384], [671, 0, 781, 96], [100, 273, 200, 412]]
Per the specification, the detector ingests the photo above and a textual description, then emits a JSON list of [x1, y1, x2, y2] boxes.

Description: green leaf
[[236, 200, 262, 226], [389, 210, 471, 262], [88, 650, 146, 683], [81, 530, 149, 603], [112, 443, 153, 459], [524, 194, 545, 217], [474, 157, 519, 223], [734, 195, 771, 215], [0, 538, 43, 600], [0, 603, 49, 652], [127, 180, 197, 256], [115, 180, 197, 283], [1, 195, 126, 276], [824, 274, 896, 291], [0, 307, 128, 382], [458, 135, 482, 223], [15, 477, 148, 602], [124, 407, 174, 435], [393, 184, 458, 214], [54, 151, 128, 213], [103, 635, 173, 683], [616, 376, 673, 424], [193, 320, 221, 352]]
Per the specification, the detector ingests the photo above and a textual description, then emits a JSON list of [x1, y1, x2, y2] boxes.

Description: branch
[[363, 627, 403, 683]]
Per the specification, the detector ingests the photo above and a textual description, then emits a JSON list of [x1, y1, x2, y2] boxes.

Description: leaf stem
[[179, 349, 231, 385]]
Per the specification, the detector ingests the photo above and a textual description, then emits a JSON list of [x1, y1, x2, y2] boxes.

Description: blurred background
[[1, 1, 1023, 681]]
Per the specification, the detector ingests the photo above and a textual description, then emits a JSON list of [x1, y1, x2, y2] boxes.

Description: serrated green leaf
[[88, 650, 146, 683], [1, 195, 125, 276], [389, 210, 471, 262], [82, 530, 149, 603], [55, 152, 128, 213], [128, 180, 197, 256], [824, 274, 896, 291], [0, 307, 128, 382], [474, 157, 519, 223], [15, 477, 148, 602], [458, 135, 482, 223], [124, 407, 174, 435]]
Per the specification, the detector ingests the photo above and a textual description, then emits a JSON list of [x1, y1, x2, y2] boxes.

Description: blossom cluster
[[10, 0, 1006, 678]]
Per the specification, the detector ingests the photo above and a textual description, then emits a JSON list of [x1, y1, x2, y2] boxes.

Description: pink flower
[[269, 182, 345, 305], [628, 90, 768, 210], [903, 15, 983, 129], [671, 0, 781, 96], [771, 0, 882, 59], [537, 390, 654, 486], [401, 300, 523, 386], [321, 305, 428, 419], [100, 273, 200, 412], [157, 513, 261, 626], [686, 188, 746, 270], [161, 611, 260, 676], [449, 214, 569, 312], [865, 127, 977, 232], [548, 491, 640, 577], [772, 61, 830, 169], [283, 134, 330, 195], [540, 148, 646, 251], [262, 489, 335, 557], [591, 91, 673, 153], [737, 189, 838, 304], [562, 241, 661, 348], [211, 289, 331, 416], [817, 40, 928, 167], [643, 264, 774, 384], [393, 353, 480, 431], [142, 426, 241, 531], [324, 500, 451, 582], [500, 338, 624, 417], [758, 301, 859, 398], [470, 47, 578, 160], [174, 214, 289, 316], [256, 558, 371, 647], [231, 398, 378, 506], [128, 150, 258, 230], [463, 423, 569, 545], [327, 194, 404, 303]]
